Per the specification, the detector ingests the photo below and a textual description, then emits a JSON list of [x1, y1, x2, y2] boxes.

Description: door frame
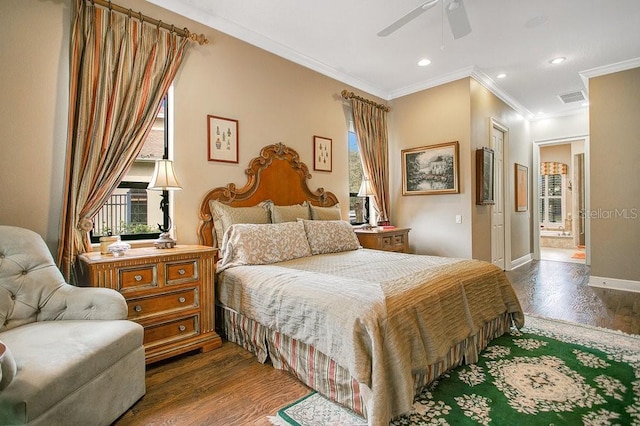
[[532, 135, 591, 265], [490, 118, 511, 270]]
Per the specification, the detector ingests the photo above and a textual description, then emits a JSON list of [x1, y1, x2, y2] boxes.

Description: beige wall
[[169, 15, 367, 244], [469, 79, 531, 263], [540, 144, 571, 164], [388, 79, 472, 257], [589, 67, 640, 282], [0, 0, 70, 252], [0, 0, 380, 250], [388, 78, 532, 262]]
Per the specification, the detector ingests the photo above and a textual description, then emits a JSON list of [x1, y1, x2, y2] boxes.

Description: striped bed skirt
[[220, 306, 514, 420]]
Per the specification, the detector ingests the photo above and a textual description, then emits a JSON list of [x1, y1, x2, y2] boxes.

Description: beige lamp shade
[[148, 159, 182, 190], [357, 178, 375, 197]]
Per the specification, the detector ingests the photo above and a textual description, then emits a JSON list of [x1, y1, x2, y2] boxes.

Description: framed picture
[[476, 147, 495, 205], [313, 136, 332, 172], [402, 141, 459, 195], [207, 115, 239, 163], [515, 163, 528, 212]]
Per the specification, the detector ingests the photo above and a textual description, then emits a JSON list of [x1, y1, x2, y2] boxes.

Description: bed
[[197, 143, 524, 426]]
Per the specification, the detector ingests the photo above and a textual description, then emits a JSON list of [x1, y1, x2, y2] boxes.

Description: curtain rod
[[341, 90, 390, 112], [91, 0, 209, 45]]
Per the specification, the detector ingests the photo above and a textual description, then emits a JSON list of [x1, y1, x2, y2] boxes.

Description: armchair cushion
[[0, 320, 143, 425]]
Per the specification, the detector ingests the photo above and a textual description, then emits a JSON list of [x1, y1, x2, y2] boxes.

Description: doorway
[[534, 138, 589, 265], [490, 119, 508, 270]]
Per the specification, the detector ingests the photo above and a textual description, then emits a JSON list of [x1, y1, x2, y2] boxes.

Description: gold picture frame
[[402, 141, 460, 195], [515, 163, 528, 212]]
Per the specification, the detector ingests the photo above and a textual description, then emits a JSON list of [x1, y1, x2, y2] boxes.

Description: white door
[[491, 127, 505, 269]]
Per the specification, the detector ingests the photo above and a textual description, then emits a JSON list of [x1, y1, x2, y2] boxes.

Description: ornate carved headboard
[[197, 143, 339, 246]]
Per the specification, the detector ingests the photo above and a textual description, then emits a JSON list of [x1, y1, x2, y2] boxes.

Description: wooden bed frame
[[197, 142, 339, 247], [195, 143, 520, 423]]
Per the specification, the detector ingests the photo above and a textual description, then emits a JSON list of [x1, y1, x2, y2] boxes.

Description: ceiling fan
[[377, 0, 472, 39]]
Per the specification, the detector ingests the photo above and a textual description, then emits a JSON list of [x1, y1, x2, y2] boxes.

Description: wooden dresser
[[354, 227, 411, 253], [78, 245, 222, 364]]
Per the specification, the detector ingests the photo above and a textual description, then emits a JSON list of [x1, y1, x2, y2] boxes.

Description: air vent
[[558, 90, 587, 104]]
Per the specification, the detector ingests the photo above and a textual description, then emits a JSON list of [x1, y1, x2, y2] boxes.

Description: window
[[348, 131, 368, 225], [90, 95, 169, 242], [539, 174, 564, 226]]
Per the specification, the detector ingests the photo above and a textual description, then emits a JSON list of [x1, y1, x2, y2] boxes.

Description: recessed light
[[549, 57, 566, 65], [496, 73, 507, 79], [417, 58, 431, 67], [581, 101, 590, 107]]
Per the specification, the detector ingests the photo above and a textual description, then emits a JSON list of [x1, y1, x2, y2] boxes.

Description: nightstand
[[354, 227, 411, 253], [77, 245, 222, 364]]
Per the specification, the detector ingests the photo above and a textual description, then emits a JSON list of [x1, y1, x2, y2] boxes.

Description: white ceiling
[[149, 0, 640, 119]]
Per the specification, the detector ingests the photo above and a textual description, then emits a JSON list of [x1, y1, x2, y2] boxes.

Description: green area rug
[[269, 315, 640, 425]]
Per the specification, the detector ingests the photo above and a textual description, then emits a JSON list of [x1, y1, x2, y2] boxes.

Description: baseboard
[[589, 276, 640, 293], [510, 253, 533, 270]]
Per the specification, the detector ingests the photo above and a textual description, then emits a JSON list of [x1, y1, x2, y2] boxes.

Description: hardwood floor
[[113, 259, 640, 426], [505, 260, 640, 334], [113, 343, 309, 426]]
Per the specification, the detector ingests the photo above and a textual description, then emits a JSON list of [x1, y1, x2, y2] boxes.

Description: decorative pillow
[[218, 221, 312, 271], [0, 340, 17, 391], [300, 219, 361, 255], [310, 204, 342, 221], [270, 202, 311, 223], [209, 200, 271, 249]]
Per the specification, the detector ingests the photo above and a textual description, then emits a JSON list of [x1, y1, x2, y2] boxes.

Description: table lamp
[[148, 159, 182, 248]]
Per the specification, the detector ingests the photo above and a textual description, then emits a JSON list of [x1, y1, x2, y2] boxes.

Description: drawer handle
[[178, 325, 186, 332], [134, 305, 142, 312], [134, 274, 143, 282], [178, 297, 186, 303], [178, 269, 186, 275]]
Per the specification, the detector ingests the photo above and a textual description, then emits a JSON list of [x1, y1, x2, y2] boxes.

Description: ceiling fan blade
[[377, 0, 439, 37], [446, 0, 471, 39]]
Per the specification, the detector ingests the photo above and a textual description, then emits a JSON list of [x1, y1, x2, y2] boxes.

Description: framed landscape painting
[[402, 141, 459, 195]]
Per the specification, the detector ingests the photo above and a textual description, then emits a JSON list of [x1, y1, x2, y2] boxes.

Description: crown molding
[[147, 0, 388, 99], [148, 0, 603, 122], [386, 66, 475, 100], [579, 57, 640, 93], [469, 67, 532, 118]]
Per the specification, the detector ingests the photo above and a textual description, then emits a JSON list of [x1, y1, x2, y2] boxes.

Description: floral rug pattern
[[270, 315, 640, 426]]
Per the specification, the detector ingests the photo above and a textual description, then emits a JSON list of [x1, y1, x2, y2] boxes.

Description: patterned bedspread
[[217, 249, 524, 425]]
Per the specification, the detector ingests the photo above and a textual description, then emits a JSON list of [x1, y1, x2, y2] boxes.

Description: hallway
[[539, 246, 586, 264], [505, 260, 639, 334]]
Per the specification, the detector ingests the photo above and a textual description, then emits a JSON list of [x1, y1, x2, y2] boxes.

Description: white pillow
[[300, 219, 361, 255], [218, 221, 312, 271], [209, 200, 271, 249], [310, 204, 342, 221], [269, 202, 311, 223]]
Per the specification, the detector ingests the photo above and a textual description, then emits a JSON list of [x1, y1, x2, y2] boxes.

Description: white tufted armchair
[[0, 225, 145, 425]]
